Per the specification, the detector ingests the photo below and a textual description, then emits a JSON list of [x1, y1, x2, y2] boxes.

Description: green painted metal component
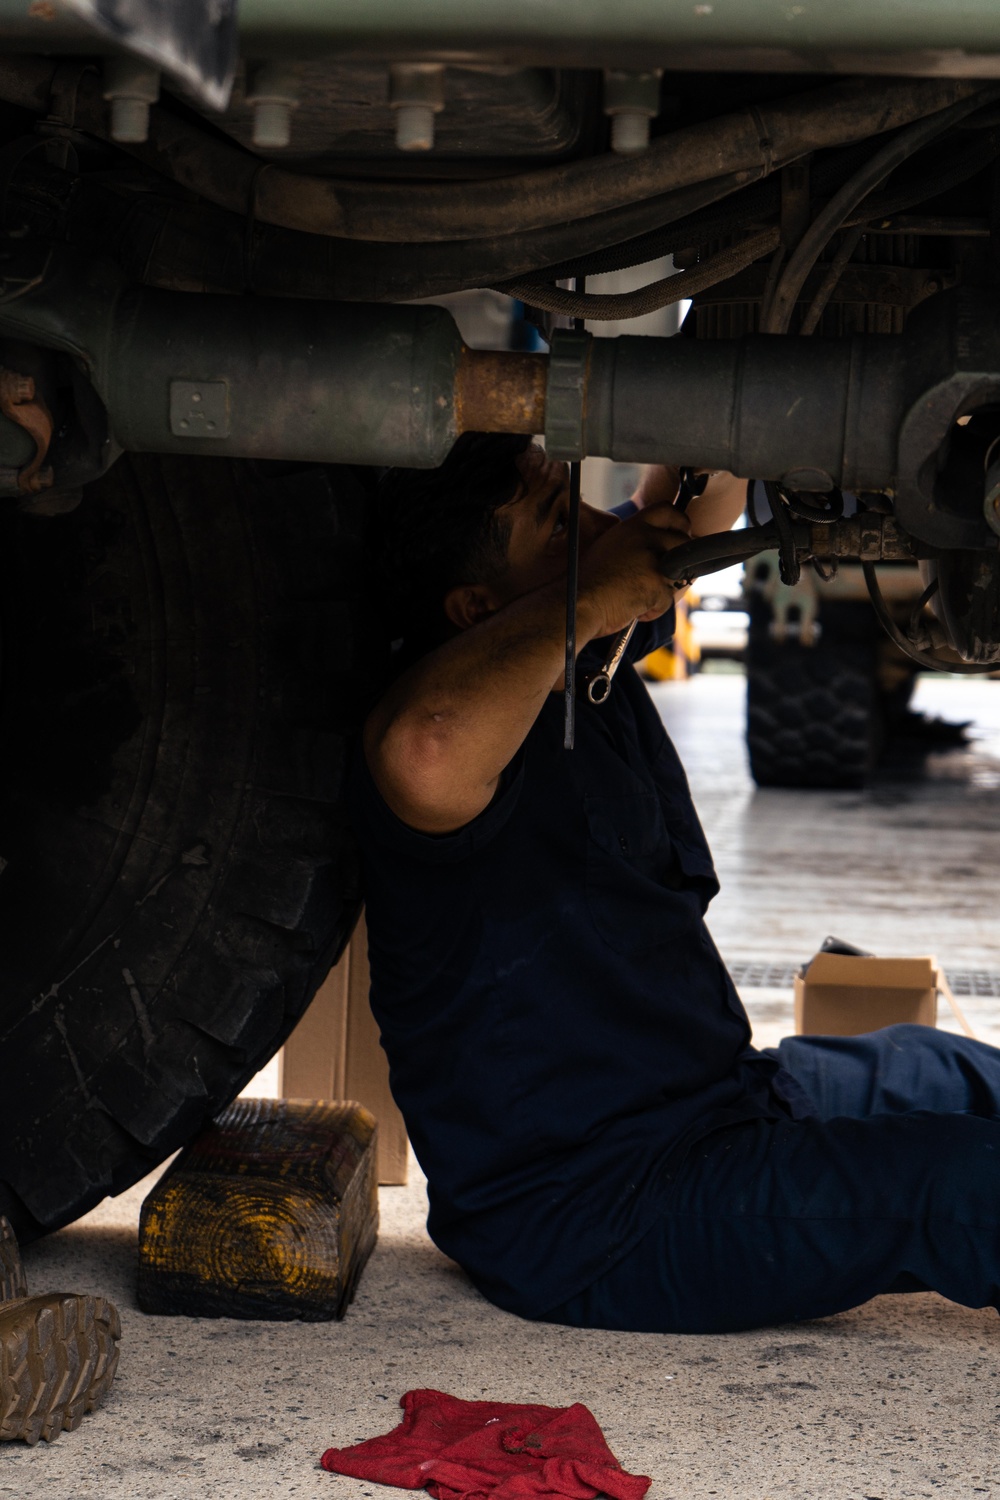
[[0, 253, 464, 468], [234, 0, 1000, 53], [3, 0, 1000, 63]]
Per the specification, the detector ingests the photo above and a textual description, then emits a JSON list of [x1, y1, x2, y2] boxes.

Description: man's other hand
[[630, 465, 747, 541]]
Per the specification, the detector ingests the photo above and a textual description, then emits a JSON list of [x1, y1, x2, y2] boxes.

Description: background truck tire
[[0, 454, 381, 1241], [745, 602, 881, 790]]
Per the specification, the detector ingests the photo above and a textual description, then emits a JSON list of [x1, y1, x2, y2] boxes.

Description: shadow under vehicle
[[3, 1, 1000, 1238]]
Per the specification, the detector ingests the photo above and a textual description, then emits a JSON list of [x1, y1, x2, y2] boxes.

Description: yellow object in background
[[640, 595, 701, 681]]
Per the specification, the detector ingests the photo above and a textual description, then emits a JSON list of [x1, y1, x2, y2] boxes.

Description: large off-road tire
[[745, 617, 880, 790], [0, 454, 381, 1241]]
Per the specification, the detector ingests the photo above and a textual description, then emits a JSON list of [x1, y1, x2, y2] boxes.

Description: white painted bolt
[[102, 57, 159, 144], [246, 63, 299, 149], [603, 69, 663, 155], [389, 64, 445, 152], [252, 99, 292, 149], [611, 111, 652, 154], [394, 103, 436, 152]]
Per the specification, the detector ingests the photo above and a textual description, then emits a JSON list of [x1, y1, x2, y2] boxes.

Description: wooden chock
[[137, 1098, 379, 1321]]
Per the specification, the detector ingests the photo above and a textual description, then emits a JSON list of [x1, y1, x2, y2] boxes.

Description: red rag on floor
[[320, 1388, 650, 1500]]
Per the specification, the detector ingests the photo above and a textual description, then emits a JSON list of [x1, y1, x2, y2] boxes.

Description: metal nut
[[603, 70, 662, 155], [389, 64, 445, 152], [102, 57, 159, 144], [246, 63, 300, 149]]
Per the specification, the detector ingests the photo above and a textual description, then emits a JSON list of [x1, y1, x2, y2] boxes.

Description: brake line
[[762, 86, 1000, 335], [862, 562, 1000, 675]]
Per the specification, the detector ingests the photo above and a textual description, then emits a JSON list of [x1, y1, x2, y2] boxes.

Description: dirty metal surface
[[454, 348, 547, 435]]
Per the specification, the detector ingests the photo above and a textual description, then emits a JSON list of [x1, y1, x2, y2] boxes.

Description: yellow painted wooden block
[[137, 1098, 378, 1321]]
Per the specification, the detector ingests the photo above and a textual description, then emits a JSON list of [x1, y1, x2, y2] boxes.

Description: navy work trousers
[[543, 1025, 1000, 1334]]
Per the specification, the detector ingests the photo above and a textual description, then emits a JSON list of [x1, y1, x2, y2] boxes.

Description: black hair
[[375, 431, 533, 648]]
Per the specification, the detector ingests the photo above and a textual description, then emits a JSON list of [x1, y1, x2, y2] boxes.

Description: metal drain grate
[[728, 961, 1000, 997], [943, 971, 1000, 998], [728, 962, 801, 989]]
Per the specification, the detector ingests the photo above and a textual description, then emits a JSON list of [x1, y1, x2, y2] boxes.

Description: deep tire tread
[[0, 458, 381, 1239], [0, 1218, 26, 1304], [746, 629, 879, 790], [0, 1293, 120, 1445]]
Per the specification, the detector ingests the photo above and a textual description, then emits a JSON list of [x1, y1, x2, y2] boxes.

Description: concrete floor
[[11, 672, 1000, 1499]]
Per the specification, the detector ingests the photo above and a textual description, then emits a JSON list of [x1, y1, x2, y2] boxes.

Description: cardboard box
[[794, 952, 940, 1036], [279, 911, 409, 1185]]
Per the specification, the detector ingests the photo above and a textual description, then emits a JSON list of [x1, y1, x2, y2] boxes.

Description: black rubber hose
[[844, 124, 1000, 229], [495, 121, 1000, 320], [75, 167, 761, 303], [529, 120, 997, 288], [26, 91, 1000, 306], [499, 227, 780, 319], [657, 523, 797, 584], [71, 116, 1000, 305], [798, 226, 865, 337], [762, 85, 1000, 335], [764, 483, 802, 586], [863, 562, 1000, 674], [183, 78, 999, 244], [0, 58, 985, 244]]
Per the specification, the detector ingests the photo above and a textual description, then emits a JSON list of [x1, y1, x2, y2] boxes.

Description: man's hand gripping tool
[[582, 470, 703, 707]]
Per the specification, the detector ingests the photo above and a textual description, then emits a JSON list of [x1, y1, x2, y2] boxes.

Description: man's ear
[[444, 584, 499, 631]]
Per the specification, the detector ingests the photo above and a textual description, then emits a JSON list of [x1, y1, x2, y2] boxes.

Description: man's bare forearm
[[686, 471, 749, 537], [367, 499, 687, 833], [632, 466, 748, 538], [364, 579, 603, 834]]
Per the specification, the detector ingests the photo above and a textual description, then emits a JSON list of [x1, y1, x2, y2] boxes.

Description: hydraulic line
[[762, 85, 1000, 335], [499, 119, 1000, 321], [658, 524, 789, 583], [798, 226, 865, 336], [863, 563, 999, 674], [658, 515, 921, 586], [526, 122, 1000, 290], [498, 228, 780, 320], [0, 58, 985, 244]]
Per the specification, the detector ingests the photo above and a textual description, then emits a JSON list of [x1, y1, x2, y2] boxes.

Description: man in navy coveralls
[[353, 433, 1000, 1333]]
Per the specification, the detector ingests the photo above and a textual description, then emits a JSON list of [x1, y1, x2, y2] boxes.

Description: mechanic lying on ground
[[353, 433, 1000, 1333]]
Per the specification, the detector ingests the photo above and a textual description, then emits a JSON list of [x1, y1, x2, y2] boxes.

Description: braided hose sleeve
[[498, 227, 781, 320]]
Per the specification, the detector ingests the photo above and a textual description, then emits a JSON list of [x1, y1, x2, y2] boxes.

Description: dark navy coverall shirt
[[351, 620, 810, 1319]]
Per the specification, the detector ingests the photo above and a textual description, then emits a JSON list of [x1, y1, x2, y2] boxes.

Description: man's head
[[377, 432, 615, 646]]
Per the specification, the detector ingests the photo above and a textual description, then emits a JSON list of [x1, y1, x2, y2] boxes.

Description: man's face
[[484, 443, 618, 610]]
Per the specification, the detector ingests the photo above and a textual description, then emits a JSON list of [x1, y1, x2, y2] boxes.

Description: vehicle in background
[[743, 552, 929, 788]]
